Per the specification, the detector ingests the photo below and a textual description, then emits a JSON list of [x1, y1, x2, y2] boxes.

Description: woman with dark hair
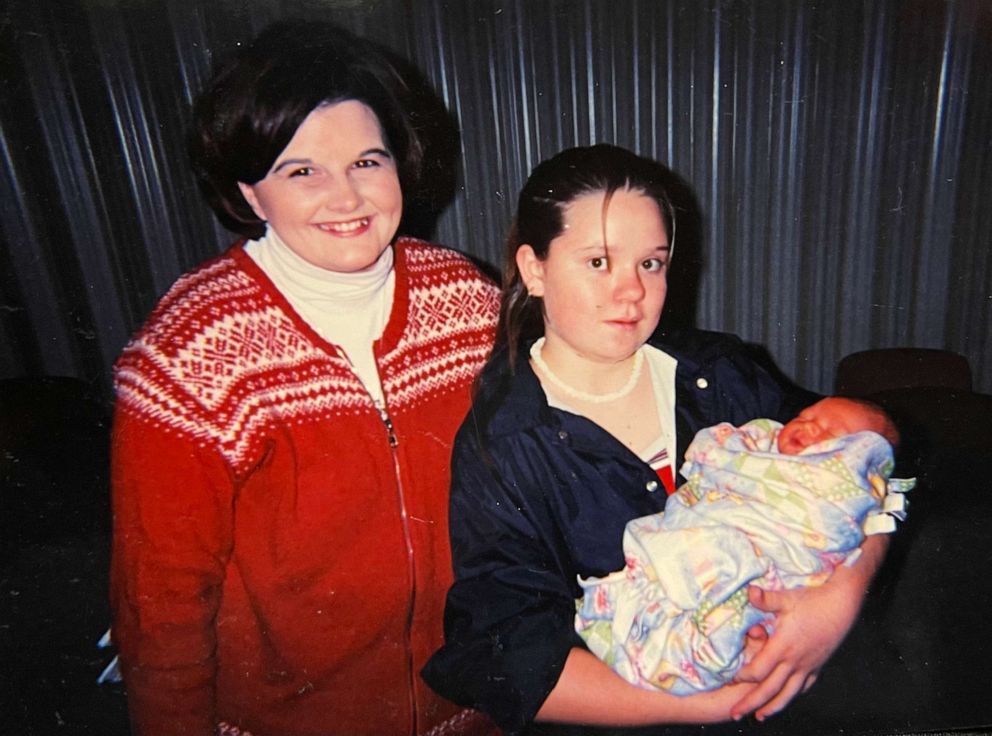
[[423, 144, 894, 733], [110, 20, 499, 736]]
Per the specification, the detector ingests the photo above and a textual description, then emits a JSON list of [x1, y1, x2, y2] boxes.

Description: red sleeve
[[109, 406, 235, 736]]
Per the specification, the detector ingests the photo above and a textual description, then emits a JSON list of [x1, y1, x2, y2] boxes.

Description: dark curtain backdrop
[[2, 0, 990, 405]]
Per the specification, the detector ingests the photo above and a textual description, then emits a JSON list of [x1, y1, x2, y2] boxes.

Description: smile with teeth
[[316, 217, 370, 234]]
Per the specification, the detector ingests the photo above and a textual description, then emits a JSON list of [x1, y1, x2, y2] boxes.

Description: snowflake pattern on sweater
[[115, 238, 498, 472], [110, 237, 499, 736]]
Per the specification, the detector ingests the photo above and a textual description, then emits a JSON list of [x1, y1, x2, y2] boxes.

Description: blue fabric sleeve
[[422, 422, 582, 733]]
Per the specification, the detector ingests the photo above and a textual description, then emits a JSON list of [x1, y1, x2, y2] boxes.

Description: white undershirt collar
[[244, 226, 395, 405]]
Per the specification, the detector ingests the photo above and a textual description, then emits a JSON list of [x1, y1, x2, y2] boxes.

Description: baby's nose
[[778, 422, 817, 454]]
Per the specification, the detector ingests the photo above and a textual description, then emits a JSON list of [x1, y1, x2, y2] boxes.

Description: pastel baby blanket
[[575, 419, 913, 693]]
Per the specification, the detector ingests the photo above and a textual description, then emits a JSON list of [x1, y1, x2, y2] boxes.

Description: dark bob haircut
[[498, 144, 677, 367], [189, 20, 424, 239]]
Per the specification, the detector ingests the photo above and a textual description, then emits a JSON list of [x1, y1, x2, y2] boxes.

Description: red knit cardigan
[[110, 238, 499, 736]]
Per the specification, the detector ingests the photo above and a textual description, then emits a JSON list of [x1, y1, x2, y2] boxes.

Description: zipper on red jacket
[[342, 349, 417, 732], [369, 395, 418, 734], [377, 400, 419, 735]]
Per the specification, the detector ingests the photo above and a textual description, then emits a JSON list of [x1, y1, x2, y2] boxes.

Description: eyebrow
[[589, 243, 671, 253], [574, 243, 672, 258], [362, 147, 393, 159], [270, 158, 314, 174]]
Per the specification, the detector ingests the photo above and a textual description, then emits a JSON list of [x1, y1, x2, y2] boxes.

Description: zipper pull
[[377, 403, 399, 448]]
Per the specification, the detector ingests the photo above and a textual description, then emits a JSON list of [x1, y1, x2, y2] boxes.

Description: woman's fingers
[[730, 661, 789, 720], [748, 585, 784, 613], [735, 587, 783, 682], [731, 662, 811, 722], [740, 624, 769, 668], [735, 623, 782, 683], [754, 671, 808, 721]]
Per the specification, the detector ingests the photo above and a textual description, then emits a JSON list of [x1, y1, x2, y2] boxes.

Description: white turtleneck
[[244, 226, 395, 406]]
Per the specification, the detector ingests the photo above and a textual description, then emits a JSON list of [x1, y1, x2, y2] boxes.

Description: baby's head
[[777, 397, 899, 455]]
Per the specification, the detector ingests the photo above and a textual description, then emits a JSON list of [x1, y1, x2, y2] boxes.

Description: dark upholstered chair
[[834, 347, 972, 397], [765, 347, 992, 736], [834, 348, 988, 464]]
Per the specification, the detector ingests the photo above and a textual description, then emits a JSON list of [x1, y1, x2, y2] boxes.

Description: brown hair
[[188, 20, 423, 238]]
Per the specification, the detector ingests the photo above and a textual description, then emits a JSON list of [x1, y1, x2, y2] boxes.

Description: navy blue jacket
[[422, 329, 816, 733]]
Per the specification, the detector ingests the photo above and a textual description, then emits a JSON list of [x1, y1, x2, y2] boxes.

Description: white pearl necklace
[[529, 337, 645, 404]]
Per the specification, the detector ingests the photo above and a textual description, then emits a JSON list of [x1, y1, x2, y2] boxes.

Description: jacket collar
[[478, 336, 695, 449], [477, 348, 641, 463], [476, 343, 557, 439]]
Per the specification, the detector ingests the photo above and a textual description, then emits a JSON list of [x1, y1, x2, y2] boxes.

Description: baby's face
[[777, 398, 880, 455]]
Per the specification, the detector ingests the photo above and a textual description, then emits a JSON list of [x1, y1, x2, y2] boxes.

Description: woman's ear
[[515, 245, 546, 297], [237, 182, 267, 221]]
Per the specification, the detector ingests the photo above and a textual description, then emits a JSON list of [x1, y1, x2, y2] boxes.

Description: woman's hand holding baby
[[730, 533, 888, 721]]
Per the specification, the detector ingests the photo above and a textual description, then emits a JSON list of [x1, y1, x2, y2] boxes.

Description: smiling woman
[[236, 101, 404, 274], [109, 19, 499, 736]]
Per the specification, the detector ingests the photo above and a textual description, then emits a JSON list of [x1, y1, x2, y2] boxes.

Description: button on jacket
[[422, 328, 817, 734]]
